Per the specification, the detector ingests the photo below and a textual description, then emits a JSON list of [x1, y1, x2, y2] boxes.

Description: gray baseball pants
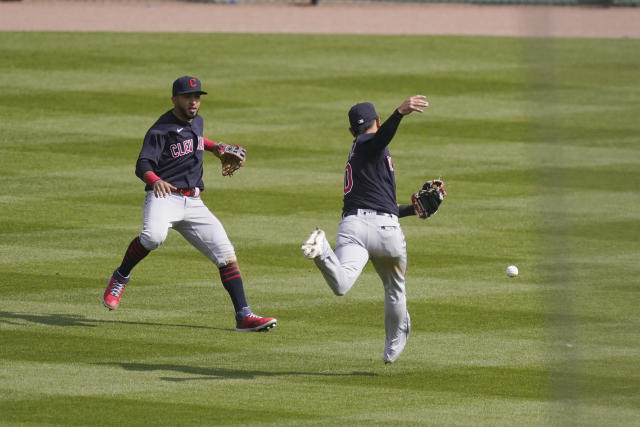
[[313, 209, 410, 362], [138, 191, 236, 268]]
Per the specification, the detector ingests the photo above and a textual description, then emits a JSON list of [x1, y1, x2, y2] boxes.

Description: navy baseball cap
[[348, 102, 378, 128], [172, 76, 208, 96]]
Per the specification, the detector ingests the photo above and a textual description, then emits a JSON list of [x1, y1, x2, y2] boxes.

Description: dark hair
[[351, 119, 376, 136]]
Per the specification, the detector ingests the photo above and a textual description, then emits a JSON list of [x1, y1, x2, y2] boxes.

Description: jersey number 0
[[344, 163, 353, 195]]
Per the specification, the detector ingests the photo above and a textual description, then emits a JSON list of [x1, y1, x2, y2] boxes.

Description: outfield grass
[[1, 32, 639, 426]]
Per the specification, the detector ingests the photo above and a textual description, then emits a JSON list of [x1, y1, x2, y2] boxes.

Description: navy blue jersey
[[343, 110, 404, 216], [135, 110, 206, 191]]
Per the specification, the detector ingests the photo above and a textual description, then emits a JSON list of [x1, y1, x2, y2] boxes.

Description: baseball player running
[[103, 76, 276, 332], [301, 95, 444, 363]]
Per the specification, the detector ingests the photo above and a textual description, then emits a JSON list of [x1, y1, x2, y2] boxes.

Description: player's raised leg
[[302, 228, 326, 259], [301, 219, 369, 296]]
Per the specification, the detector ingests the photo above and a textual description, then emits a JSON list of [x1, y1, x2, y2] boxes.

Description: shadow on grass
[[0, 311, 228, 331], [96, 362, 377, 382]]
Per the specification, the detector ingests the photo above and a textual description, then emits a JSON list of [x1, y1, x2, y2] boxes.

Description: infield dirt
[[1, 0, 639, 38]]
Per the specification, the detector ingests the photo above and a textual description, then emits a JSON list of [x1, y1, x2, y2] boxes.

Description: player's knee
[[139, 230, 167, 250]]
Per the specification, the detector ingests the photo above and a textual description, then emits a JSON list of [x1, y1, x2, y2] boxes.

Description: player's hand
[[152, 179, 177, 198], [397, 95, 429, 115], [212, 142, 227, 159]]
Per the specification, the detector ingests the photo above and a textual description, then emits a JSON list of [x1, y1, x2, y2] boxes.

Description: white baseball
[[506, 265, 518, 277]]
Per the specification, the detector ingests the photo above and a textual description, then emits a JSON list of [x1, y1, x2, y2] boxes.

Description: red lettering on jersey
[[197, 136, 204, 151], [184, 139, 193, 154], [169, 139, 194, 158], [170, 144, 180, 158], [344, 163, 353, 195], [386, 156, 394, 172]]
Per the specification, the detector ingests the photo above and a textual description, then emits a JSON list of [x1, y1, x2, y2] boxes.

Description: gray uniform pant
[[138, 191, 236, 268], [314, 209, 409, 360]]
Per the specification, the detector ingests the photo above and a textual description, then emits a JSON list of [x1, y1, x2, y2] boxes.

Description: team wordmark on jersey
[[170, 139, 194, 158], [169, 137, 205, 158]]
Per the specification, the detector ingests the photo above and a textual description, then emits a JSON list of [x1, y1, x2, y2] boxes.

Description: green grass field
[[1, 32, 639, 426]]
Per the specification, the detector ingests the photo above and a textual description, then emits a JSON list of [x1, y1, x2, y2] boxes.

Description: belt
[[343, 209, 397, 220], [173, 188, 200, 197]]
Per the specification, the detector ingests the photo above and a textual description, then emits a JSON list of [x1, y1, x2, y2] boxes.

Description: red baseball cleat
[[236, 313, 277, 332], [103, 270, 130, 310]]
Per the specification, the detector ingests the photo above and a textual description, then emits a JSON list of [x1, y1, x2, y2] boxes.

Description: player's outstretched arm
[[397, 95, 429, 115], [369, 95, 429, 152], [203, 137, 246, 176], [203, 138, 225, 158]]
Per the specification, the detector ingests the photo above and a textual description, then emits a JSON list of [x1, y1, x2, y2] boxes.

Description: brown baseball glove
[[216, 143, 246, 176]]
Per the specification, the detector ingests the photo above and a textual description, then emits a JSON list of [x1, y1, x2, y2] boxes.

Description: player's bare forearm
[[397, 95, 429, 115]]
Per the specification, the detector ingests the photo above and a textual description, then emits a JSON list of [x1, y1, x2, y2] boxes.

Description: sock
[[117, 236, 150, 277], [219, 262, 251, 321]]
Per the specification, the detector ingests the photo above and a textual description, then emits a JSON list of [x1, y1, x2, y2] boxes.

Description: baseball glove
[[411, 179, 446, 219], [216, 143, 246, 176]]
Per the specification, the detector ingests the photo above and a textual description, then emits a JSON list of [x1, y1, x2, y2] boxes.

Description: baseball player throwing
[[301, 95, 445, 363], [103, 76, 276, 332]]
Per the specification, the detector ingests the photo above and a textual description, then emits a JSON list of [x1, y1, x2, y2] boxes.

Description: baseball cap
[[348, 102, 378, 129], [172, 76, 208, 96]]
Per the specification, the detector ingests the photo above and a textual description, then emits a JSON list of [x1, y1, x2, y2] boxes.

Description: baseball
[[506, 265, 518, 277]]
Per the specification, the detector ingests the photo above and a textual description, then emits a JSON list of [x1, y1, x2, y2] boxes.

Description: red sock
[[219, 262, 249, 319], [118, 236, 149, 277]]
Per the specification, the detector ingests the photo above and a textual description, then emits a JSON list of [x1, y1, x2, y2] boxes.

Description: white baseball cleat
[[383, 312, 411, 364], [301, 228, 325, 259]]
